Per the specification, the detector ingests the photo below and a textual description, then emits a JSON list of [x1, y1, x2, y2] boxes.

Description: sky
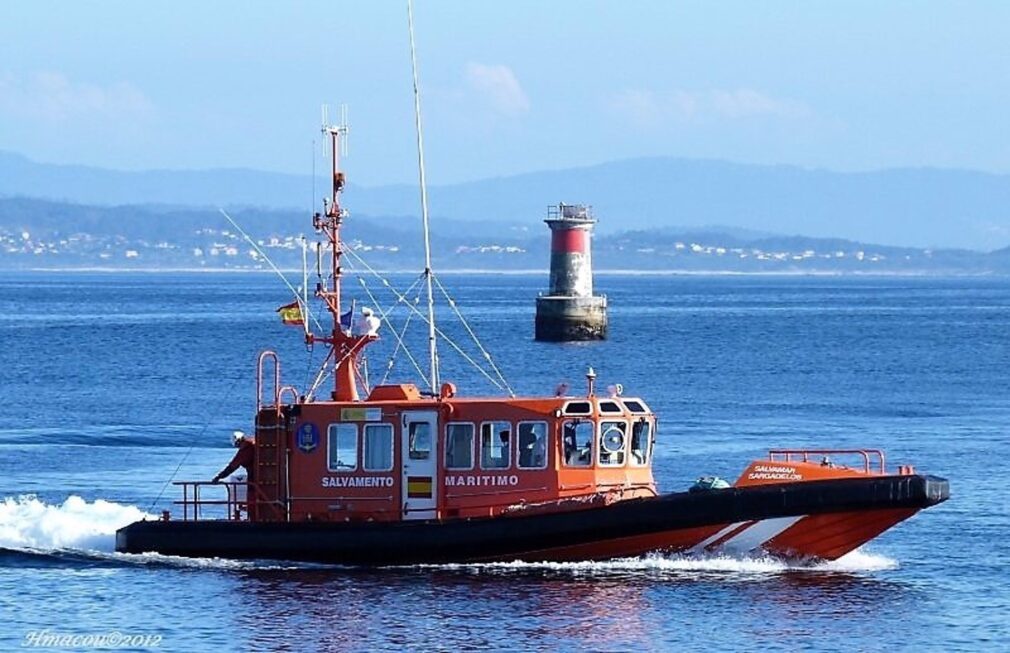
[[1, 1, 1008, 186]]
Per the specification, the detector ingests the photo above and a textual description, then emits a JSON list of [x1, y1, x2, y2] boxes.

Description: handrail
[[257, 350, 281, 412], [171, 480, 280, 521], [278, 385, 300, 408], [768, 448, 886, 475]]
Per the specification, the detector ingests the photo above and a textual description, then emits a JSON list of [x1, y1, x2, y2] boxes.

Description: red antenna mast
[[309, 106, 374, 402]]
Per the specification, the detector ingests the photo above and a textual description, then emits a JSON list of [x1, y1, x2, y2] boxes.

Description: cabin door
[[401, 411, 438, 520]]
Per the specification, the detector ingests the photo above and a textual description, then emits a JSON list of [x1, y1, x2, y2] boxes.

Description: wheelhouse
[[240, 382, 657, 523]]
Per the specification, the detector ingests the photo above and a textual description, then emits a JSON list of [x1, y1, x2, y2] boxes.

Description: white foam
[[431, 554, 785, 574], [423, 549, 898, 575], [105, 551, 319, 570], [819, 548, 899, 572], [0, 495, 152, 553], [0, 496, 340, 569]]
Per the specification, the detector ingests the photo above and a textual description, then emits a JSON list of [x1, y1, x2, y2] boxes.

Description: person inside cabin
[[212, 431, 255, 484], [563, 422, 578, 465], [563, 421, 593, 466], [496, 429, 510, 467], [630, 419, 650, 465], [533, 437, 546, 467], [480, 422, 510, 468], [518, 423, 547, 468]]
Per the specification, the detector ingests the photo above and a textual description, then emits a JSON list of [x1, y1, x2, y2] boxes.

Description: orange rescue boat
[[116, 117, 948, 565]]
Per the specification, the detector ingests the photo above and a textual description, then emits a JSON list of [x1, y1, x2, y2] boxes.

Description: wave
[[0, 495, 151, 552], [0, 545, 330, 571], [0, 425, 217, 448], [418, 550, 898, 575], [0, 546, 127, 568], [92, 551, 323, 571], [0, 495, 333, 571]]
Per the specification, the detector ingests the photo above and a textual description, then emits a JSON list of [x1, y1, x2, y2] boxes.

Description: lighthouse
[[535, 203, 608, 341]]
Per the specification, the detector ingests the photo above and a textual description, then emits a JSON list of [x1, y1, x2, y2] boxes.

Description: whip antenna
[[407, 0, 440, 393], [341, 104, 350, 156]]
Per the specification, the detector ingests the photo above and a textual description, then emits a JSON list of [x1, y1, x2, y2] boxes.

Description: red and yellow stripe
[[276, 301, 304, 326], [406, 476, 432, 499]]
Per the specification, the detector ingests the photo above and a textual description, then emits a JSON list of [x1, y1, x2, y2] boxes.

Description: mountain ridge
[[2, 150, 1009, 251]]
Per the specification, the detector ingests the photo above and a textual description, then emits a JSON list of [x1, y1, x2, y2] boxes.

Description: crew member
[[351, 307, 381, 337], [212, 431, 255, 483], [563, 423, 577, 465], [496, 429, 510, 467]]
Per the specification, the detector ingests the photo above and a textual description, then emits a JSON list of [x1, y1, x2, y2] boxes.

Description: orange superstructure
[[248, 379, 658, 525], [256, 375, 658, 524]]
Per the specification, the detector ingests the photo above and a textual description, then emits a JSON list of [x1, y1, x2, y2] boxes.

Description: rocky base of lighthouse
[[535, 296, 608, 341]]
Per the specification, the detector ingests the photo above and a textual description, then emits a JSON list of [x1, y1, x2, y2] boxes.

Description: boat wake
[[0, 494, 149, 552], [0, 495, 334, 570], [421, 549, 898, 576], [0, 495, 898, 575]]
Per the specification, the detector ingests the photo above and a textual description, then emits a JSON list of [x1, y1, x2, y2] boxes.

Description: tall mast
[[319, 115, 347, 335], [312, 106, 355, 400], [407, 0, 440, 393]]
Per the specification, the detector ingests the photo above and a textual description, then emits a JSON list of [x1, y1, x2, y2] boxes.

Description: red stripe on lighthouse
[[551, 229, 588, 253]]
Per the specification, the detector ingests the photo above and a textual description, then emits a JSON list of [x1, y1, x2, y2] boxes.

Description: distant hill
[[2, 150, 1009, 251], [1, 197, 1006, 274], [0, 150, 311, 211]]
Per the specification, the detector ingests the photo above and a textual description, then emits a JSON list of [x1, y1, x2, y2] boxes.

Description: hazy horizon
[[2, 1, 1009, 187], [5, 148, 1010, 186]]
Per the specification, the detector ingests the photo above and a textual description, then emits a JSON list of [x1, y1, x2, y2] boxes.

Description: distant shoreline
[[2, 266, 1006, 278]]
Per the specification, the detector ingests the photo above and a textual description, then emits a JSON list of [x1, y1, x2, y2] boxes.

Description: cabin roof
[[291, 389, 653, 418]]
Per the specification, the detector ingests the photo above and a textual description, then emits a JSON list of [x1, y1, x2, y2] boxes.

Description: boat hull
[[116, 474, 948, 565]]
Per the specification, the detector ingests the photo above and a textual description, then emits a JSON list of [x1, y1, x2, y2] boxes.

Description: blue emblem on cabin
[[297, 422, 319, 453]]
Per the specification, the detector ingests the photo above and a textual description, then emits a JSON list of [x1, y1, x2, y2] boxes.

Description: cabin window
[[445, 422, 475, 470], [599, 421, 627, 466], [563, 401, 592, 416], [562, 420, 594, 467], [408, 421, 432, 460], [599, 400, 623, 414], [630, 419, 652, 466], [363, 423, 394, 471], [480, 421, 511, 469], [623, 399, 648, 414], [327, 423, 358, 471], [517, 422, 548, 469]]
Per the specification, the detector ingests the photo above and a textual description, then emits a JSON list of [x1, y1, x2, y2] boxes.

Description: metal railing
[[768, 448, 886, 475], [173, 481, 254, 521], [278, 385, 300, 406], [547, 203, 593, 221], [256, 350, 280, 412]]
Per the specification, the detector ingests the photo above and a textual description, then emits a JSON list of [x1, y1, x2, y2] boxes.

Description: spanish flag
[[276, 300, 304, 326]]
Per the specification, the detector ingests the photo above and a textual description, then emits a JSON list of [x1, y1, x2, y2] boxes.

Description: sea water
[[0, 271, 1007, 651]]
